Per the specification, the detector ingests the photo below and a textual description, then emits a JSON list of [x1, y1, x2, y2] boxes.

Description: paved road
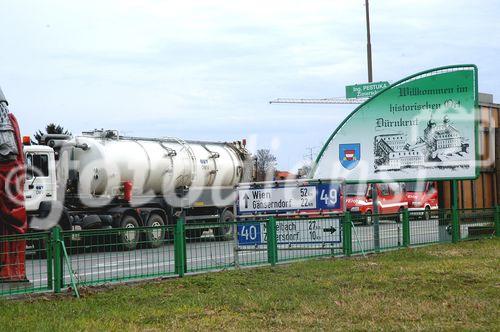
[[9, 217, 490, 293]]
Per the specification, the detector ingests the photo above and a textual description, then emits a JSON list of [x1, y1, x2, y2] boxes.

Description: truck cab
[[23, 145, 57, 213], [404, 181, 438, 220], [346, 183, 408, 224]]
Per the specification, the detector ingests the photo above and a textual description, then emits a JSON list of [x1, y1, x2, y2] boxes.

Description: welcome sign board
[[313, 65, 478, 182]]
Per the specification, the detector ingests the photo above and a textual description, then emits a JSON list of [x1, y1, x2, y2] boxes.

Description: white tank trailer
[[29, 129, 255, 249]]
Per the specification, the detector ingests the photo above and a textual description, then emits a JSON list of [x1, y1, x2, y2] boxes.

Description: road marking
[[29, 252, 258, 284], [95, 258, 143, 268]]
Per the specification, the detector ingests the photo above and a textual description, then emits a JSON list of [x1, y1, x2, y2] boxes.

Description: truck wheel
[[424, 206, 431, 221], [119, 215, 140, 250], [397, 207, 404, 223], [186, 228, 204, 241], [32, 209, 71, 258], [145, 213, 165, 248], [214, 210, 235, 240], [365, 211, 373, 226]]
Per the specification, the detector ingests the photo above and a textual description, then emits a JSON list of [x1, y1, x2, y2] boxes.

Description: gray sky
[[1, 0, 498, 171]]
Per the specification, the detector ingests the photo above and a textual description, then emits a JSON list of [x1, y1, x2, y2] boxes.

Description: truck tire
[[214, 210, 235, 241], [364, 210, 373, 226], [424, 206, 431, 221], [32, 209, 72, 258], [186, 228, 204, 241], [119, 215, 140, 250], [397, 207, 404, 223], [145, 213, 165, 248]]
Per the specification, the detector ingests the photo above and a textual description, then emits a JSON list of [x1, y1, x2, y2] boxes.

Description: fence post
[[495, 205, 500, 238], [402, 208, 410, 247], [451, 208, 460, 243], [267, 217, 278, 266], [342, 212, 352, 257], [52, 227, 62, 293], [46, 233, 53, 290], [232, 222, 240, 268], [451, 180, 460, 243], [174, 218, 186, 277]]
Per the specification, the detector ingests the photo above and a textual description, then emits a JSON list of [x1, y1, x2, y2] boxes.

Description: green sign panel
[[345, 81, 390, 99], [314, 65, 478, 182]]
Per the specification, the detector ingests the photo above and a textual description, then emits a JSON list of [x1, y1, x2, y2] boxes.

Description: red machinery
[[0, 87, 27, 282]]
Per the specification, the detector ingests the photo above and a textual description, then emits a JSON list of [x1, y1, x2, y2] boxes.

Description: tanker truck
[[23, 129, 254, 249]]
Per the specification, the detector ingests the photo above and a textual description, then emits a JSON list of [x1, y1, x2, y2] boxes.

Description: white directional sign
[[239, 186, 316, 213], [236, 183, 342, 216], [238, 218, 341, 245]]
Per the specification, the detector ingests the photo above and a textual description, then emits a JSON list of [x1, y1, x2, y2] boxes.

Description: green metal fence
[[0, 231, 52, 296], [233, 219, 270, 267], [184, 221, 237, 273], [57, 226, 176, 291], [409, 208, 453, 246], [349, 211, 403, 254], [275, 216, 343, 262], [458, 208, 496, 241], [1, 207, 498, 297]]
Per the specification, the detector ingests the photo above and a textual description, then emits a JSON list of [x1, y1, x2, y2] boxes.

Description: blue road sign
[[237, 218, 341, 246]]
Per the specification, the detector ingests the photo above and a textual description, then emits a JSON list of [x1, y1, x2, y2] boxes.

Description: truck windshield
[[404, 182, 426, 192], [345, 184, 367, 196], [26, 154, 49, 180]]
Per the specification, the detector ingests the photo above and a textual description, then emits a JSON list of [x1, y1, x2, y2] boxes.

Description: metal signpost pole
[[174, 214, 186, 277], [451, 180, 460, 243], [52, 227, 62, 293], [365, 0, 373, 83], [372, 183, 380, 252], [495, 205, 500, 237]]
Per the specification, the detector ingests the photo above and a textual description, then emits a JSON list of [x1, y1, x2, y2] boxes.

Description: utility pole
[[365, 0, 373, 83], [366, 0, 378, 250], [303, 147, 317, 164]]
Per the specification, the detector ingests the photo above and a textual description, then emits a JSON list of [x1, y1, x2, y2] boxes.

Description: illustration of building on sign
[[423, 116, 463, 157], [388, 150, 424, 169], [374, 116, 469, 172]]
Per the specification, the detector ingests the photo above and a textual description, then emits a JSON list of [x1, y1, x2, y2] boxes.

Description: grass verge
[[1, 239, 499, 331]]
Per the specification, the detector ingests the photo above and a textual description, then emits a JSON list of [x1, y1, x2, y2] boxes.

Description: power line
[[269, 97, 367, 104]]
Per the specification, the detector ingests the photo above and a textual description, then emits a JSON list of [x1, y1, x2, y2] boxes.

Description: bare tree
[[34, 123, 72, 144], [256, 149, 277, 181]]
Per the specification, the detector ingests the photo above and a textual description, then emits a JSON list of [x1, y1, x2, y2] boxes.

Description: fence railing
[[1, 207, 498, 297]]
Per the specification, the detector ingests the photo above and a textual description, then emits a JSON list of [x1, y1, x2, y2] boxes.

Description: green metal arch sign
[[312, 64, 479, 183]]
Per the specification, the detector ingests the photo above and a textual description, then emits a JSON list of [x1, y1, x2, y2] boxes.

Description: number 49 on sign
[[316, 184, 340, 209]]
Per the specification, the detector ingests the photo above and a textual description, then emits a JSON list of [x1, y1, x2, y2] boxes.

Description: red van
[[345, 183, 408, 224], [404, 182, 438, 220]]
